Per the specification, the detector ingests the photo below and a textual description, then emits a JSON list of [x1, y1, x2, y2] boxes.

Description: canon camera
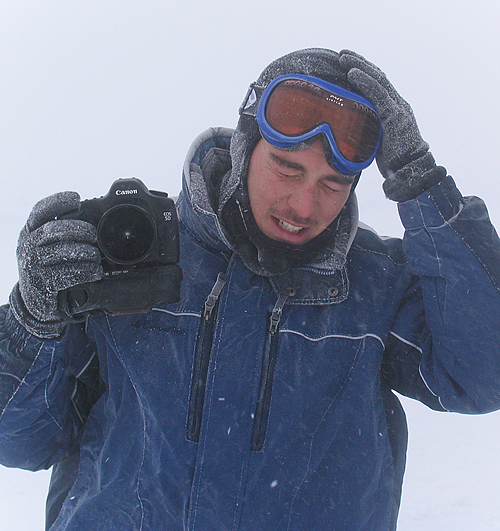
[[57, 177, 182, 318]]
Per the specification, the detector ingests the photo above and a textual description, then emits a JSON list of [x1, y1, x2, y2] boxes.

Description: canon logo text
[[116, 189, 138, 195]]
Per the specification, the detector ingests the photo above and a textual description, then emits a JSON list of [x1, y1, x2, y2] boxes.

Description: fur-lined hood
[[177, 127, 359, 278]]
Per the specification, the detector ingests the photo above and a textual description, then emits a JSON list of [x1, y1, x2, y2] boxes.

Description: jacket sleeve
[[0, 304, 101, 471], [384, 175, 500, 414]]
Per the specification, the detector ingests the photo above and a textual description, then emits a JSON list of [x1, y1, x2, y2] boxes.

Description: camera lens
[[97, 205, 156, 264]]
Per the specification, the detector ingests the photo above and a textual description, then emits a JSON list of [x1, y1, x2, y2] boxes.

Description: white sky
[[1, 1, 500, 529]]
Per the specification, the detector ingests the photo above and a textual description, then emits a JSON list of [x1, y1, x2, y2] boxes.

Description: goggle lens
[[259, 77, 381, 170]]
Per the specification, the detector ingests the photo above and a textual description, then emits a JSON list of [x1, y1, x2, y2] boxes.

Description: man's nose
[[287, 184, 317, 221]]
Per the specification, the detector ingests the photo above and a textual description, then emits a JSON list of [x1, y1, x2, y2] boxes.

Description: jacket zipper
[[250, 292, 289, 451], [187, 273, 227, 442]]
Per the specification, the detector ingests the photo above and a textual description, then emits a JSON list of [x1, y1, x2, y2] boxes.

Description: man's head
[[220, 48, 379, 274], [227, 49, 380, 204], [247, 138, 355, 246]]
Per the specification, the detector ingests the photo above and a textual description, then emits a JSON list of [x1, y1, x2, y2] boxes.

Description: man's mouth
[[277, 219, 305, 234]]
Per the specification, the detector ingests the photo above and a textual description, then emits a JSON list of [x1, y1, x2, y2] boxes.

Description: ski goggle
[[241, 74, 382, 175]]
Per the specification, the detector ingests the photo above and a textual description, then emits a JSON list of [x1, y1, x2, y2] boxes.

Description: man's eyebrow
[[270, 152, 356, 186], [323, 173, 357, 187], [270, 152, 305, 172]]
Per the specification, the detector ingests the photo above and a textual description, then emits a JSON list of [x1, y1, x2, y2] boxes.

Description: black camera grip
[[58, 265, 183, 319]]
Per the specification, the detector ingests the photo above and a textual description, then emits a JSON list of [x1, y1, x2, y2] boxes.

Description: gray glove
[[9, 191, 103, 339], [339, 49, 446, 202]]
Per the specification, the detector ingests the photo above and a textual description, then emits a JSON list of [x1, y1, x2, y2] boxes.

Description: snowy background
[[1, 1, 500, 529]]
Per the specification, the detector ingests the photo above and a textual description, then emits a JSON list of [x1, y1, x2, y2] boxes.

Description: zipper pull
[[203, 273, 228, 321], [269, 291, 289, 335]]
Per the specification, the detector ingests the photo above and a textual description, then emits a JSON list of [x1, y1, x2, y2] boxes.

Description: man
[[1, 48, 500, 530]]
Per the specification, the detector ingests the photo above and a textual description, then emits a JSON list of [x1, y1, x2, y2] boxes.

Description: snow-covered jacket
[[1, 128, 500, 531]]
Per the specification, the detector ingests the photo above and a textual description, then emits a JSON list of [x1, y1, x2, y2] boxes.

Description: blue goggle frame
[[241, 74, 382, 175]]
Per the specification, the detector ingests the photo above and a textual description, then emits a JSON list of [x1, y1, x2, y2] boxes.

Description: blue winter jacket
[[1, 128, 500, 531]]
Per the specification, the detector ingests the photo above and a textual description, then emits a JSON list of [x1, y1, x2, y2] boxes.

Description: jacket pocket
[[250, 292, 288, 451], [186, 273, 226, 442]]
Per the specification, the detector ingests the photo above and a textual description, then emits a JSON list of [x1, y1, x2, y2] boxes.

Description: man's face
[[246, 139, 355, 245]]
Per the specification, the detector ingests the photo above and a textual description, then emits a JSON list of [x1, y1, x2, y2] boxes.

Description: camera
[[57, 177, 183, 318]]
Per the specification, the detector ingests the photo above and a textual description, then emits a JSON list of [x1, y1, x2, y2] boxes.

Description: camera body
[[58, 177, 182, 318]]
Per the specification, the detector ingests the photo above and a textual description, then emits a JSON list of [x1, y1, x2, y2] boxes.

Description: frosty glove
[[339, 49, 446, 202], [9, 191, 103, 339]]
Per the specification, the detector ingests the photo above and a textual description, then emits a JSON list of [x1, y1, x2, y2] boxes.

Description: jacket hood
[[177, 128, 359, 276]]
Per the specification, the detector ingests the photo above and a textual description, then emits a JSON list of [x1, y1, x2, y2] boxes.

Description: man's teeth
[[278, 219, 304, 234]]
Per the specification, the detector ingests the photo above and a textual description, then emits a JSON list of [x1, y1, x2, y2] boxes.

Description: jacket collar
[[178, 128, 359, 298]]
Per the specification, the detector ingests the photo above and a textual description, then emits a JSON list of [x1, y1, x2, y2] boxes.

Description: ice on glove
[[339, 49, 446, 202], [9, 191, 103, 338]]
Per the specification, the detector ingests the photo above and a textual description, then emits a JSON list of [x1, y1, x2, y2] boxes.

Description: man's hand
[[339, 49, 446, 202], [10, 191, 103, 338]]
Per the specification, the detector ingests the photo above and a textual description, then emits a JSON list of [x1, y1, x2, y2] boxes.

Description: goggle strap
[[239, 83, 265, 117]]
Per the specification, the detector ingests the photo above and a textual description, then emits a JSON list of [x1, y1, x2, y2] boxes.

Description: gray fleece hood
[[216, 48, 361, 275], [219, 48, 361, 211]]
